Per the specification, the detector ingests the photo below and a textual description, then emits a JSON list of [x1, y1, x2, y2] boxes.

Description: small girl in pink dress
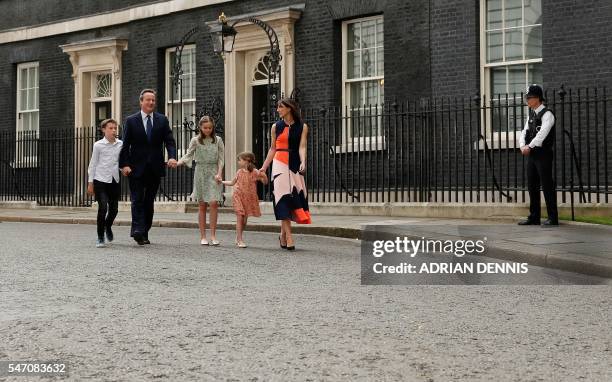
[[221, 152, 268, 248]]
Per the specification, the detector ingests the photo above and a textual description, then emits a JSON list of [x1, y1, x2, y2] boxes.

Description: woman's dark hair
[[238, 151, 256, 172], [197, 116, 216, 144], [278, 98, 302, 124]]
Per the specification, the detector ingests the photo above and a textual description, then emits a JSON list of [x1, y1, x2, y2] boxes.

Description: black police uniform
[[521, 85, 559, 225]]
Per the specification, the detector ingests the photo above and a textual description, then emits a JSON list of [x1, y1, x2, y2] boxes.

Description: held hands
[[87, 182, 94, 196], [214, 174, 222, 184], [520, 146, 531, 156], [121, 166, 132, 177], [167, 159, 178, 169]]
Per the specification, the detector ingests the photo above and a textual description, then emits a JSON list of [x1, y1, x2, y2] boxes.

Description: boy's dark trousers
[[526, 147, 558, 223], [94, 179, 120, 239]]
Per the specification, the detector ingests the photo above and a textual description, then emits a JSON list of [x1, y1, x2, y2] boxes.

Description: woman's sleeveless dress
[[271, 120, 311, 224]]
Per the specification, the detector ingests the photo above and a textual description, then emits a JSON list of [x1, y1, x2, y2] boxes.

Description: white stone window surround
[[338, 15, 385, 154], [60, 37, 128, 128], [165, 44, 196, 157], [479, 0, 543, 150], [15, 61, 39, 167]]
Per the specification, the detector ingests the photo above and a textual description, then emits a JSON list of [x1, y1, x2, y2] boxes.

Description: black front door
[[94, 101, 112, 138], [252, 85, 268, 199]]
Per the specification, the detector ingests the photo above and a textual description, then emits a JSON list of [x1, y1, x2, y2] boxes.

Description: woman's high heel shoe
[[279, 236, 287, 249]]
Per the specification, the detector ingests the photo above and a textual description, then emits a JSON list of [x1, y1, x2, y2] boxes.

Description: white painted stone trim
[[60, 38, 128, 127], [0, 0, 236, 44]]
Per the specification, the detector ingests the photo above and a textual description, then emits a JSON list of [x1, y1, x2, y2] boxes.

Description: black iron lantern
[[208, 12, 237, 58]]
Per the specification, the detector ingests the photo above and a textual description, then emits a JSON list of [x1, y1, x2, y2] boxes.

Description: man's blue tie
[[146, 115, 153, 142]]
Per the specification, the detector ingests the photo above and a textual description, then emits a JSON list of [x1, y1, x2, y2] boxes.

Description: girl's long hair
[[238, 151, 256, 172], [278, 98, 302, 125], [197, 115, 216, 144]]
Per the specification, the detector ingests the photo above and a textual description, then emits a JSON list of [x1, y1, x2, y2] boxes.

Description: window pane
[[376, 18, 384, 46], [349, 82, 363, 107], [96, 73, 111, 98], [347, 51, 360, 78], [184, 50, 192, 73], [504, 0, 522, 28], [365, 80, 380, 106], [34, 66, 39, 88], [32, 112, 39, 133], [182, 76, 191, 99], [28, 88, 36, 110], [20, 86, 27, 111], [25, 88, 31, 110], [524, 25, 542, 59], [527, 63, 543, 86], [33, 86, 38, 109], [491, 66, 507, 96], [28, 67, 36, 91], [487, 0, 503, 30], [505, 28, 522, 61], [22, 112, 31, 132], [376, 47, 384, 76], [487, 31, 503, 62], [508, 64, 526, 95], [347, 23, 360, 50], [507, 101, 524, 131], [361, 20, 376, 49], [361, 48, 375, 77], [524, 0, 542, 25], [20, 68, 28, 90]]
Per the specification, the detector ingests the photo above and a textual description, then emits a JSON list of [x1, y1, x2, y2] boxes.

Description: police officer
[[518, 84, 559, 226]]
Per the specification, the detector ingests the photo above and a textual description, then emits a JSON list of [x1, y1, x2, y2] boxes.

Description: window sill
[[334, 139, 386, 154], [474, 132, 521, 150], [11, 159, 39, 169]]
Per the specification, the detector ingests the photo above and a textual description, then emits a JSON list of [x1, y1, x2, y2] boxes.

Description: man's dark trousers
[[527, 147, 558, 222], [129, 165, 160, 238]]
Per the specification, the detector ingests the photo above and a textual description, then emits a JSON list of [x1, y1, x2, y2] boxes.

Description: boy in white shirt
[[87, 119, 123, 247]]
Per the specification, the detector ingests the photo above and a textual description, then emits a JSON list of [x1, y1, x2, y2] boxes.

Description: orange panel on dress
[[274, 127, 290, 165]]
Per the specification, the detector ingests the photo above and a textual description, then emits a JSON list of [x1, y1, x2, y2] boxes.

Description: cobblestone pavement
[[1, 222, 611, 381]]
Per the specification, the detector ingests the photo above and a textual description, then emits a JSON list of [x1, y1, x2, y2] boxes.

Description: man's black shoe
[[518, 219, 540, 226], [105, 228, 114, 243], [133, 234, 146, 245], [143, 234, 150, 245], [542, 219, 559, 226], [143, 239, 151, 245]]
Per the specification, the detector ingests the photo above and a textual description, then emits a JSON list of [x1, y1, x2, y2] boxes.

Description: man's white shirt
[[519, 104, 555, 148]]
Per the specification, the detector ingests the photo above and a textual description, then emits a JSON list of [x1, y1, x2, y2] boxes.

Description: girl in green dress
[[177, 116, 225, 246]]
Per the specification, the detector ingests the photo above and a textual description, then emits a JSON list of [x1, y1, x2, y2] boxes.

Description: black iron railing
[[258, 87, 610, 206], [0, 87, 610, 208]]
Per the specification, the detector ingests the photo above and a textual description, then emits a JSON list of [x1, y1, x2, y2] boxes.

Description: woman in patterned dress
[[259, 98, 311, 251], [177, 116, 224, 246]]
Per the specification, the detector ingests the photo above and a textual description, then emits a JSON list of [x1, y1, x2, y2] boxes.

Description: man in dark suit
[[119, 89, 177, 245]]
